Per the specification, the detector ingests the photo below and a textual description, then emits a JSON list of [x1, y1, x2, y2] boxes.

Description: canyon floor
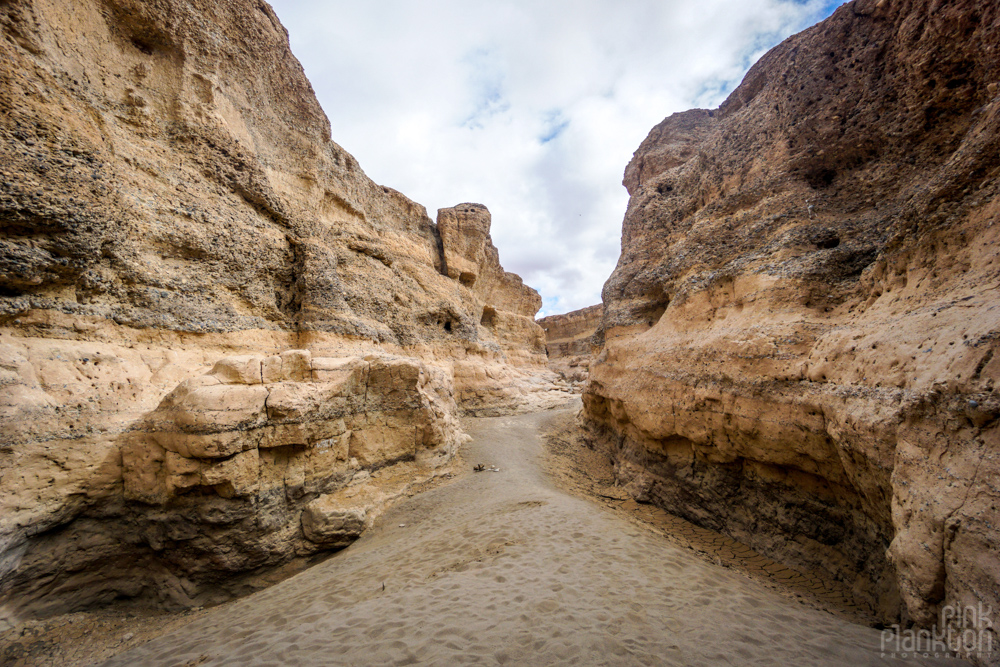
[[3, 401, 967, 666]]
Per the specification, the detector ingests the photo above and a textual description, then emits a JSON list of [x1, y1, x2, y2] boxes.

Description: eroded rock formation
[[0, 0, 550, 623], [436, 203, 552, 415], [584, 0, 1000, 653], [4, 350, 462, 619], [537, 304, 602, 388], [124, 352, 459, 504]]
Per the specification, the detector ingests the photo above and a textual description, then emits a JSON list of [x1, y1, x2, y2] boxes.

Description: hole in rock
[[0, 285, 25, 298], [816, 234, 840, 249], [646, 304, 667, 326], [130, 37, 154, 55], [636, 289, 670, 327], [807, 167, 837, 189], [443, 321, 452, 332], [480, 306, 497, 328], [459, 272, 476, 287]]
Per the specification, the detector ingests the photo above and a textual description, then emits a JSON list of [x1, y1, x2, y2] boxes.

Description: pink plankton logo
[[880, 603, 994, 660]]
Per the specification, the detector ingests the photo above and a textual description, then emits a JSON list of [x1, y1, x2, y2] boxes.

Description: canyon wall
[[584, 0, 1000, 652], [538, 304, 602, 387], [0, 0, 549, 623]]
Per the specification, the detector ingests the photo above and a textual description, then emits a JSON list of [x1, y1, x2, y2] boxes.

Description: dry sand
[[3, 403, 969, 666], [540, 406, 874, 623], [82, 402, 966, 666]]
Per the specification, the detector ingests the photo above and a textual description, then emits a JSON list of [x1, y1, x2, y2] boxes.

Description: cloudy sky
[[268, 0, 847, 317]]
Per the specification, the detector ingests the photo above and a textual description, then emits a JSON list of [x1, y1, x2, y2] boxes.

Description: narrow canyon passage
[[101, 407, 958, 667]]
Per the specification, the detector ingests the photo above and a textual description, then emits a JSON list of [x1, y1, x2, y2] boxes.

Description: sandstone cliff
[[585, 0, 1000, 654], [0, 0, 551, 623], [537, 304, 602, 387]]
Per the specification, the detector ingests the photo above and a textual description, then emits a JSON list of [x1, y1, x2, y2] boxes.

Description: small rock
[[301, 500, 366, 546]]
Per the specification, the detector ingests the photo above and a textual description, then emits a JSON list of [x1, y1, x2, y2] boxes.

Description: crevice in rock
[[634, 289, 670, 327], [431, 221, 449, 278], [276, 238, 304, 321]]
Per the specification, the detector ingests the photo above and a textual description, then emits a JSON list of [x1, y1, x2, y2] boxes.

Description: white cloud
[[268, 0, 846, 317]]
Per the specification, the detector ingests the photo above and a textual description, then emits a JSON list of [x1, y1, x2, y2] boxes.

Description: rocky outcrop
[[438, 204, 542, 322], [584, 0, 1000, 656], [538, 305, 602, 387], [0, 0, 549, 623], [435, 203, 553, 415], [3, 350, 461, 619], [0, 1, 544, 352], [539, 305, 602, 358], [0, 0, 544, 351], [124, 352, 459, 505]]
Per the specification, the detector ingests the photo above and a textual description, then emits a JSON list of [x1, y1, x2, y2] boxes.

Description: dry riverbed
[[2, 402, 966, 666]]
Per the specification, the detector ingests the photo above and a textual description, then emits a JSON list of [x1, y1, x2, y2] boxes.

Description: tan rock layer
[[538, 304, 602, 357], [1, 349, 462, 621], [584, 0, 1000, 655], [538, 305, 602, 387], [438, 204, 542, 320], [0, 0, 544, 351]]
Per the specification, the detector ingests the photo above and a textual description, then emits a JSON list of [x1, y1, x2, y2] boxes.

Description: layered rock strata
[[0, 0, 545, 369], [124, 352, 459, 505], [537, 304, 602, 387], [0, 0, 548, 623], [584, 0, 1000, 653], [3, 349, 461, 620], [435, 204, 551, 414]]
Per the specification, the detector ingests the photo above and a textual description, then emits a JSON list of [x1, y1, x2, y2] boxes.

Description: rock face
[[0, 0, 544, 352], [0, 0, 547, 623], [537, 305, 602, 387], [124, 353, 459, 505], [584, 0, 1000, 651], [0, 1, 543, 352], [539, 305, 602, 358], [438, 204, 542, 322], [436, 203, 552, 415], [3, 350, 461, 619]]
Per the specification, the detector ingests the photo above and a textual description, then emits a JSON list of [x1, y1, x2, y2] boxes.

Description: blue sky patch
[[540, 110, 570, 144]]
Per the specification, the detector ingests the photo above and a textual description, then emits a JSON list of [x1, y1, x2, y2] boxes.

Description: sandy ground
[[4, 402, 970, 665], [540, 406, 874, 623]]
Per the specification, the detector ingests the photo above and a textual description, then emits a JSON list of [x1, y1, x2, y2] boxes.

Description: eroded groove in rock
[[583, 0, 1000, 651]]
